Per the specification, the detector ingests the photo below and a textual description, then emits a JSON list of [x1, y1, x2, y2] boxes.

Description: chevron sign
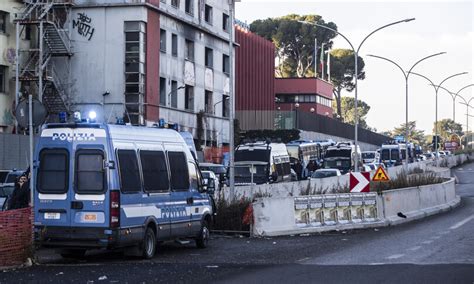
[[350, 172, 370, 193]]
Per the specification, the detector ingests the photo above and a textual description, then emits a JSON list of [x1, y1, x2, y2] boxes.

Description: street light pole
[[228, 0, 235, 199], [458, 96, 474, 148], [409, 72, 468, 165], [430, 84, 474, 124], [367, 52, 445, 169], [298, 18, 415, 171]]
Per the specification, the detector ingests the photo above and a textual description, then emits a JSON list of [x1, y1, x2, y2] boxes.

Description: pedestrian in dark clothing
[[307, 160, 317, 175], [293, 160, 303, 180], [8, 174, 30, 210]]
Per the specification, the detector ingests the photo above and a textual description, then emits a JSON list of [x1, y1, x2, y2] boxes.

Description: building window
[[205, 91, 212, 114], [160, 29, 166, 52], [222, 13, 229, 32], [0, 12, 7, 34], [205, 47, 213, 69], [185, 39, 194, 61], [184, 85, 194, 111], [222, 54, 229, 74], [171, 80, 178, 108], [124, 21, 146, 125], [185, 0, 193, 15], [204, 4, 212, 25], [159, 77, 166, 106], [222, 95, 229, 118], [171, 0, 179, 8], [0, 66, 6, 93], [171, 33, 178, 57]]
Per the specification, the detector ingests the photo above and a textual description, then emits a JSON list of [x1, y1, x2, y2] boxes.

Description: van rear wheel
[[142, 227, 156, 259], [196, 220, 210, 249]]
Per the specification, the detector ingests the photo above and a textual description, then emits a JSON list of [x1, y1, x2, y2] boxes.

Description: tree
[[391, 121, 426, 146], [333, 96, 371, 129], [250, 14, 337, 78], [329, 49, 365, 118], [433, 119, 463, 139]]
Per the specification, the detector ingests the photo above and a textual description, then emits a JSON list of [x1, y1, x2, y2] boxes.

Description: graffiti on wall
[[73, 12, 95, 41]]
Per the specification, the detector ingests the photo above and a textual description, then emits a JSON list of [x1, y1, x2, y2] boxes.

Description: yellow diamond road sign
[[373, 166, 390, 182]]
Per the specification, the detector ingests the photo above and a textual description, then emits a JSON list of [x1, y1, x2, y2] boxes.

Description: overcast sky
[[235, 0, 473, 135]]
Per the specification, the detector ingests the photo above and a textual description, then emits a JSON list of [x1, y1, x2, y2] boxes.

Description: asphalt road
[[1, 163, 474, 283]]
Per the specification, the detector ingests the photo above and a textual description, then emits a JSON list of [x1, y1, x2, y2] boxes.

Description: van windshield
[[235, 149, 270, 162], [38, 149, 69, 194], [75, 150, 105, 194]]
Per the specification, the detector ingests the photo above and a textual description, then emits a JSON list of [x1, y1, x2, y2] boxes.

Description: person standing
[[8, 174, 30, 210]]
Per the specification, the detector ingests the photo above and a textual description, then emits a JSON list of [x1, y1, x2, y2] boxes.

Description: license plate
[[84, 213, 97, 221], [44, 212, 60, 220]]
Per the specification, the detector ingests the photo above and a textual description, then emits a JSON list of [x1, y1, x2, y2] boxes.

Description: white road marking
[[297, 257, 310, 262], [438, 231, 450, 235], [421, 240, 433, 245], [450, 215, 474, 230], [386, 254, 404, 260], [408, 246, 422, 251], [458, 168, 464, 171], [431, 236, 441, 240], [369, 263, 386, 265]]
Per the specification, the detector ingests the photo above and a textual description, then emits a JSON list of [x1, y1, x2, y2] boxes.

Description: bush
[[213, 197, 252, 232], [371, 171, 446, 193]]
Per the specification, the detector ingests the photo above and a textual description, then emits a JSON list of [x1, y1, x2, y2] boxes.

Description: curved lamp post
[[298, 18, 415, 171], [458, 96, 474, 148], [408, 72, 468, 165], [367, 52, 445, 168]]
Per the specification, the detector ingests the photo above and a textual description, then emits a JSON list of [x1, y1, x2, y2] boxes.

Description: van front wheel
[[196, 220, 210, 249], [142, 227, 156, 259]]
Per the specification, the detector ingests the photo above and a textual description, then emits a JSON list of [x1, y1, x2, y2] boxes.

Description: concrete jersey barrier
[[252, 178, 458, 237]]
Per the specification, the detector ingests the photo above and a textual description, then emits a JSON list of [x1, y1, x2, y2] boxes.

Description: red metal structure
[[235, 26, 276, 111]]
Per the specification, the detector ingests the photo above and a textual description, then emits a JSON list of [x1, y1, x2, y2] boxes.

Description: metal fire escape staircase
[[15, 0, 73, 116]]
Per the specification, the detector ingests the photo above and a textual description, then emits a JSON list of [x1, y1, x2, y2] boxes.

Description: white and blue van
[[33, 122, 213, 258]]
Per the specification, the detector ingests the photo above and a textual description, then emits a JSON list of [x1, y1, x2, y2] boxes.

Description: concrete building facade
[[65, 0, 233, 144], [0, 0, 32, 133]]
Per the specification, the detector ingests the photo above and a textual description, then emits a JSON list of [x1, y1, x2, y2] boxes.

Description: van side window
[[37, 149, 69, 194], [75, 150, 105, 194], [168, 151, 190, 191], [140, 150, 169, 192], [117, 150, 141, 193]]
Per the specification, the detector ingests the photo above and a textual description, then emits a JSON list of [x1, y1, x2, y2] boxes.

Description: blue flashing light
[[58, 112, 67, 123], [158, 118, 166, 128], [116, 117, 125, 125]]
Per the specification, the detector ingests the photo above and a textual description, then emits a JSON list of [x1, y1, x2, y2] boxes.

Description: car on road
[[201, 170, 219, 195], [310, 169, 342, 179], [199, 162, 227, 186], [423, 153, 435, 160]]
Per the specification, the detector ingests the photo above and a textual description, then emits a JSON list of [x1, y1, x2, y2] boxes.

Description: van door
[[167, 150, 192, 237], [35, 148, 72, 228], [70, 147, 108, 229]]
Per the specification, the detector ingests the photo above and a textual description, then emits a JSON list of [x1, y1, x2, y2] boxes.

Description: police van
[[33, 122, 213, 258]]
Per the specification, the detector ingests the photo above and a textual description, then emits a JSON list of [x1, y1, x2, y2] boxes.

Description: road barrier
[[252, 178, 458, 236], [0, 207, 32, 268]]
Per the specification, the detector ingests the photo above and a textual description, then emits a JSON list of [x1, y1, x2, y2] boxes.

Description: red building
[[275, 78, 334, 117], [235, 26, 276, 111]]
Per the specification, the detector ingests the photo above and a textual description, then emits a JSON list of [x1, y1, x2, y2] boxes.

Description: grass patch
[[371, 171, 446, 193]]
